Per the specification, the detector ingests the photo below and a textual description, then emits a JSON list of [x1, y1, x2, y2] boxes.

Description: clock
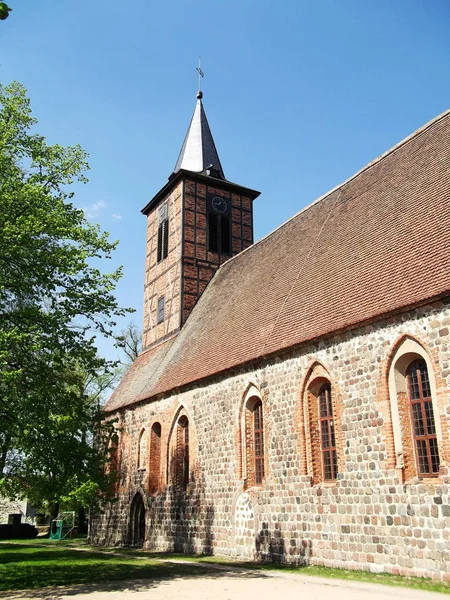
[[212, 196, 228, 214]]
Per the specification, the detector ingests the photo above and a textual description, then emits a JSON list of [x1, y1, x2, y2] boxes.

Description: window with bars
[[318, 383, 337, 481], [253, 400, 265, 484], [406, 359, 440, 477], [176, 416, 189, 489], [157, 204, 169, 262]]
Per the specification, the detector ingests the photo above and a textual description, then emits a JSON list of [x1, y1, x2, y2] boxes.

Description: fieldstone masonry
[[92, 300, 450, 581]]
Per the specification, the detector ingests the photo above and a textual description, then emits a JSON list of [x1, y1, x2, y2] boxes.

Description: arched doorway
[[129, 492, 146, 547]]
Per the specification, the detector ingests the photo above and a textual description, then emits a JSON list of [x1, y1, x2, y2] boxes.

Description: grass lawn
[[0, 539, 214, 592], [1, 539, 449, 594]]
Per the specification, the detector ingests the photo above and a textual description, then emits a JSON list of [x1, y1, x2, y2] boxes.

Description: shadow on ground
[[0, 542, 272, 598], [0, 563, 269, 599]]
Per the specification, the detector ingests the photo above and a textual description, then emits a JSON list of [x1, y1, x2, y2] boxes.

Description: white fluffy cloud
[[82, 199, 106, 220]]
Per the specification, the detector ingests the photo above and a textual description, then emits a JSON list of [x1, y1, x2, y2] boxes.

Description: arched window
[[386, 337, 442, 481], [302, 364, 339, 485], [137, 429, 147, 470], [241, 390, 265, 488], [109, 433, 119, 474], [175, 416, 189, 489], [318, 383, 337, 481], [406, 359, 440, 476], [253, 400, 265, 484], [148, 422, 162, 494]]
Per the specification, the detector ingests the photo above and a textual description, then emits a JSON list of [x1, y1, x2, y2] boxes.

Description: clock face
[[212, 196, 228, 214]]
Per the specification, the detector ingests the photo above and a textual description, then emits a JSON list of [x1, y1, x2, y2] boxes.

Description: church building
[[91, 91, 450, 581]]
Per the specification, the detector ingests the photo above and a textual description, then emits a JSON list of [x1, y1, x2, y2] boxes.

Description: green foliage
[[0, 3, 12, 20], [0, 81, 130, 512]]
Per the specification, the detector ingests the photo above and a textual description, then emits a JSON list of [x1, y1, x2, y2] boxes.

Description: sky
[[1, 0, 449, 362]]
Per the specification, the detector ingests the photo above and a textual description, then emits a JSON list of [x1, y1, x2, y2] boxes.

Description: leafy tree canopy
[[0, 81, 130, 516]]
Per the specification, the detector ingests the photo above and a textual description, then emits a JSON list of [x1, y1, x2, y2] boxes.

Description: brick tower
[[141, 90, 260, 350]]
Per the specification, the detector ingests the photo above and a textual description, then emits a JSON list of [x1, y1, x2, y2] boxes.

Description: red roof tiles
[[105, 110, 450, 412]]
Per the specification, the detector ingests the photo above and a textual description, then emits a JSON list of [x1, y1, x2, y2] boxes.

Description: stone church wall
[[92, 299, 450, 581]]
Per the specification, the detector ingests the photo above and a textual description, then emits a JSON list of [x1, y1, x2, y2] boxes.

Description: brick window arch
[[302, 363, 340, 485], [109, 433, 119, 474], [106, 432, 120, 492], [171, 415, 189, 489], [148, 422, 162, 494], [137, 428, 147, 470], [387, 337, 443, 481], [240, 387, 266, 487]]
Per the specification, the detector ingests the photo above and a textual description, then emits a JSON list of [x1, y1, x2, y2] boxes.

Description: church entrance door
[[129, 492, 146, 547]]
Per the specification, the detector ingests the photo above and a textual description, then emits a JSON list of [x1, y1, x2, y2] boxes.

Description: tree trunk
[[50, 502, 59, 523]]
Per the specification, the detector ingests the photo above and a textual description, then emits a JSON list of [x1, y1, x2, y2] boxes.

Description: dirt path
[[3, 562, 446, 600]]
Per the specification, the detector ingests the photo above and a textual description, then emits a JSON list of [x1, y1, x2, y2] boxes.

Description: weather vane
[[196, 57, 204, 93]]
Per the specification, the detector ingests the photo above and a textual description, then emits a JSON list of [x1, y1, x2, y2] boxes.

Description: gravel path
[[3, 562, 446, 600]]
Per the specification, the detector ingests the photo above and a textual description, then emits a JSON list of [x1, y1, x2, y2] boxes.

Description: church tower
[[141, 90, 260, 350]]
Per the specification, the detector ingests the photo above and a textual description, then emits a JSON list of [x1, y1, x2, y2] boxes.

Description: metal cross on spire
[[196, 57, 204, 95]]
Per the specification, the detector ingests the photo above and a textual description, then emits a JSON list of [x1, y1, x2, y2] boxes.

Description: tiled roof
[[105, 337, 175, 412], [105, 110, 450, 412]]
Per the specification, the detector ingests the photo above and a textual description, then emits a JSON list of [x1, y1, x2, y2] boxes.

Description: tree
[[0, 81, 130, 517], [0, 3, 12, 21], [116, 321, 142, 366]]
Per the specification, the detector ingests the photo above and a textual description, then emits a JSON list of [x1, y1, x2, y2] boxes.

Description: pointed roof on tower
[[173, 91, 225, 179]]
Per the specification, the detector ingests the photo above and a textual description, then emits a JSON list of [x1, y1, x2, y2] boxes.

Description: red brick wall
[[181, 179, 253, 324]]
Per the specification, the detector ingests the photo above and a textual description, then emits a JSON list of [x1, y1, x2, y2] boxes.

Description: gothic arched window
[[406, 359, 440, 476], [241, 391, 265, 488], [302, 365, 339, 485], [318, 383, 337, 481], [386, 337, 442, 482], [176, 416, 189, 489], [253, 399, 265, 484], [148, 422, 162, 494], [137, 429, 147, 470]]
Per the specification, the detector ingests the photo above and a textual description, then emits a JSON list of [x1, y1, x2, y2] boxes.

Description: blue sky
[[1, 0, 449, 361]]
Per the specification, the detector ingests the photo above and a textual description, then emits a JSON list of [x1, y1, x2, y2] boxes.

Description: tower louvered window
[[157, 204, 169, 262], [406, 359, 440, 476], [207, 212, 231, 254], [319, 383, 337, 481]]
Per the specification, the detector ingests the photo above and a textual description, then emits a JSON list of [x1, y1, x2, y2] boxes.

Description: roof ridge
[[219, 108, 450, 270]]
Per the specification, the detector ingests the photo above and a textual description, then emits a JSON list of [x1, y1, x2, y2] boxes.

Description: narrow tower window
[[207, 196, 231, 255], [157, 204, 169, 262], [220, 216, 231, 254], [207, 212, 218, 253], [157, 296, 165, 324]]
